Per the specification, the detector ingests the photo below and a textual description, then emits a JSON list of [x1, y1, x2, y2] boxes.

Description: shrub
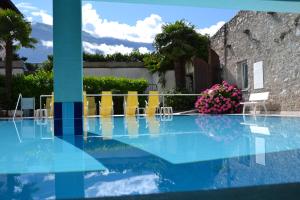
[[165, 89, 197, 112], [83, 51, 148, 62], [195, 81, 242, 114], [83, 76, 147, 94], [83, 76, 148, 114], [0, 71, 148, 111]]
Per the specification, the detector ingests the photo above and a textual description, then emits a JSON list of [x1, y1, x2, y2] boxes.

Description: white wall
[[153, 70, 176, 92], [83, 62, 176, 92], [84, 68, 154, 82]]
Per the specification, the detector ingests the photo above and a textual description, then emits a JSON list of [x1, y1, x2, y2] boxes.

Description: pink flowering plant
[[195, 81, 242, 114]]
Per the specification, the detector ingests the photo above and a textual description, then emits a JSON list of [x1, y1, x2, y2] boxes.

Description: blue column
[[53, 0, 83, 136]]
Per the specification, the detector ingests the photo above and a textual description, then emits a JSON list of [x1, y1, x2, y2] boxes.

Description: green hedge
[[83, 76, 147, 94], [0, 70, 148, 112], [165, 89, 197, 112]]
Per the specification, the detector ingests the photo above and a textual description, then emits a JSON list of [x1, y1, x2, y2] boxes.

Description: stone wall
[[210, 11, 300, 111]]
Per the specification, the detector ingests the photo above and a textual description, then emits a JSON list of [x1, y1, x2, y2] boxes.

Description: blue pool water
[[0, 115, 300, 199]]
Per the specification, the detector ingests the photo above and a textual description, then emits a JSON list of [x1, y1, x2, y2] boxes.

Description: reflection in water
[[146, 116, 160, 136], [1, 116, 300, 199], [255, 137, 266, 165], [101, 117, 114, 139], [85, 173, 159, 197], [160, 114, 173, 122], [240, 115, 269, 166], [0, 174, 39, 199], [125, 117, 139, 137]]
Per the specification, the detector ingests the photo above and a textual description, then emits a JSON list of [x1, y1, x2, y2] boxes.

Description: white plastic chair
[[240, 92, 269, 115]]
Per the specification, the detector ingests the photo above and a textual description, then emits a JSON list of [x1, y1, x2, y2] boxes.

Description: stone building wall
[[210, 11, 300, 112]]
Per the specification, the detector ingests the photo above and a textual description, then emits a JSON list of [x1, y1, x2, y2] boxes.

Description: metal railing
[[39, 94, 53, 111], [40, 93, 201, 111], [13, 93, 22, 119], [84, 93, 201, 108]]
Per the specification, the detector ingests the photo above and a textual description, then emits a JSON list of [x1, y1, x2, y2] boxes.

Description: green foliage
[[0, 71, 148, 110], [0, 9, 37, 48], [40, 51, 150, 72], [165, 89, 197, 112], [83, 76, 148, 94], [40, 55, 53, 72], [84, 76, 148, 114], [143, 53, 173, 74], [83, 50, 149, 62], [154, 20, 209, 62], [0, 9, 37, 111], [152, 20, 209, 89]]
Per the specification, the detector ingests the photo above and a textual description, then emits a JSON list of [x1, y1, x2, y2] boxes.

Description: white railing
[[85, 93, 201, 108], [40, 93, 201, 111], [13, 93, 22, 119]]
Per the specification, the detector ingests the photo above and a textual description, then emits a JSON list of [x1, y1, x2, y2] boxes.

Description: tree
[[154, 20, 209, 89], [41, 55, 53, 72], [0, 9, 37, 110]]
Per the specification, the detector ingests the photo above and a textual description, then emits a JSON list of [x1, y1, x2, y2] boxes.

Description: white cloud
[[43, 174, 55, 182], [83, 42, 133, 55], [138, 47, 151, 54], [41, 40, 53, 48], [16, 2, 39, 11], [31, 10, 53, 26], [82, 3, 163, 43], [16, 2, 53, 25], [197, 21, 225, 37], [26, 16, 33, 22], [85, 174, 159, 197], [41, 40, 150, 55]]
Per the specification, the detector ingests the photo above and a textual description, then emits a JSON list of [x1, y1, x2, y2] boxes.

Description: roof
[[0, 0, 21, 14], [92, 0, 300, 13]]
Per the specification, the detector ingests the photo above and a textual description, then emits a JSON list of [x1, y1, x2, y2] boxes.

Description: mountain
[[18, 23, 154, 63]]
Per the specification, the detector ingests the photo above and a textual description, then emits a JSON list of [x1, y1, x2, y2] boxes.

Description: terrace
[[0, 0, 300, 199]]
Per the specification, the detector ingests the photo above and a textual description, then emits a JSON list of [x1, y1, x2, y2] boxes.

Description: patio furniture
[[35, 93, 53, 119], [35, 109, 48, 118], [241, 92, 269, 115], [124, 91, 139, 116], [21, 97, 35, 117], [99, 91, 114, 117], [84, 91, 97, 116], [145, 91, 160, 116], [160, 107, 173, 116], [83, 91, 88, 117]]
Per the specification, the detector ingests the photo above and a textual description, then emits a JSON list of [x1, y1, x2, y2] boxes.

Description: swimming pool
[[0, 115, 300, 199]]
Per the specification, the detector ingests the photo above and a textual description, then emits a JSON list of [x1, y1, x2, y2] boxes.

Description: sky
[[12, 0, 237, 54]]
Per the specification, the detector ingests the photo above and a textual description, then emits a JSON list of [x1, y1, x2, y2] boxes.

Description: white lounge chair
[[240, 92, 269, 115]]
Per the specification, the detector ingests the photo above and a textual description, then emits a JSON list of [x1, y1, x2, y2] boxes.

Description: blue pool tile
[[62, 102, 75, 135], [54, 102, 63, 136], [74, 102, 83, 135]]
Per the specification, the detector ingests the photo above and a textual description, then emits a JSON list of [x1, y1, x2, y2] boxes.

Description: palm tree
[[154, 20, 209, 89], [0, 9, 37, 111]]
